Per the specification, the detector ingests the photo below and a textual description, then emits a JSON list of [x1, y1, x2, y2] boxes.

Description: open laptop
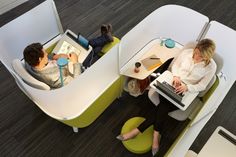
[[51, 30, 92, 64], [154, 80, 184, 106]]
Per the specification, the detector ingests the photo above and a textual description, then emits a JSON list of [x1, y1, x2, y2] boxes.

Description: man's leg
[[89, 35, 113, 48]]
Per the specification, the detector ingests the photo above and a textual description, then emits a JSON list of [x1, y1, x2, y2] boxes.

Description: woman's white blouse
[[170, 49, 217, 93]]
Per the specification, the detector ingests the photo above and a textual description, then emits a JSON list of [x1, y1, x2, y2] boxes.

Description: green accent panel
[[121, 117, 154, 154], [61, 76, 124, 128], [98, 36, 120, 56], [164, 122, 190, 157], [201, 76, 219, 103], [45, 42, 57, 54]]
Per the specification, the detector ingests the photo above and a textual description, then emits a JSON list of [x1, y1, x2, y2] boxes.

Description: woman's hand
[[68, 52, 78, 64], [175, 84, 188, 94], [172, 76, 182, 88]]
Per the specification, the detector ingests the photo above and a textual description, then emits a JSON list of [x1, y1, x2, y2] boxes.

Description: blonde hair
[[195, 38, 216, 65]]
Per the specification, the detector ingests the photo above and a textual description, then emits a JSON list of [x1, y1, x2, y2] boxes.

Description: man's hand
[[68, 52, 78, 64], [52, 54, 68, 60]]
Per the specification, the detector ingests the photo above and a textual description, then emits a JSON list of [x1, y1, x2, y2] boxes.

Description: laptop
[[51, 30, 91, 63], [154, 80, 184, 107]]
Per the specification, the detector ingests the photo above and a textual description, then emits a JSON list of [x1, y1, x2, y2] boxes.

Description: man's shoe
[[101, 24, 109, 35], [107, 24, 112, 33], [105, 32, 113, 42]]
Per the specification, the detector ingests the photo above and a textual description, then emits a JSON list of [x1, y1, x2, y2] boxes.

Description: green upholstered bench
[[99, 36, 120, 56], [121, 117, 153, 154], [200, 76, 220, 103]]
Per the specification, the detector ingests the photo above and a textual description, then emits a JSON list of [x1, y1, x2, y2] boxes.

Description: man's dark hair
[[23, 43, 44, 67]]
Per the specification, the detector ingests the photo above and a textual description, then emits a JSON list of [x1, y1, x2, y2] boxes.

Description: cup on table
[[134, 62, 141, 73]]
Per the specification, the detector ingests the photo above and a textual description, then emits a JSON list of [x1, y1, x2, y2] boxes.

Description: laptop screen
[[77, 34, 89, 50]]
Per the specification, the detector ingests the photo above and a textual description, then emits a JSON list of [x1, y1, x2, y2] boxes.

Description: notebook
[[141, 54, 162, 71]]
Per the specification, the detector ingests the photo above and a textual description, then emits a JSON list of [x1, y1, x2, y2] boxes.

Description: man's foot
[[116, 128, 140, 141], [101, 24, 113, 42], [107, 24, 112, 33], [105, 32, 113, 42], [152, 131, 161, 156], [101, 24, 109, 35], [106, 24, 113, 41]]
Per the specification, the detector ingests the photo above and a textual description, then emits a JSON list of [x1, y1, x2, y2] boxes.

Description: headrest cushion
[[12, 59, 50, 90]]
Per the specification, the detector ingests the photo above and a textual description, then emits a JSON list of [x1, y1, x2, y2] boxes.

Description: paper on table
[[141, 54, 162, 71]]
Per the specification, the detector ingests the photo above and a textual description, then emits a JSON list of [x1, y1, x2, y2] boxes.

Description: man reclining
[[24, 43, 80, 88], [23, 24, 114, 88]]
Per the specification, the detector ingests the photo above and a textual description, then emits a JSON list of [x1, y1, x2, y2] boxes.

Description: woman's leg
[[151, 97, 178, 153], [153, 97, 178, 133], [152, 130, 161, 155], [118, 101, 157, 141]]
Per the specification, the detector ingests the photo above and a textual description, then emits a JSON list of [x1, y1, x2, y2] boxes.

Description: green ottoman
[[98, 36, 120, 56], [121, 117, 154, 154]]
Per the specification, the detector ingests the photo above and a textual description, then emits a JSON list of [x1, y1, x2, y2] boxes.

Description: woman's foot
[[116, 128, 140, 141], [152, 131, 161, 156]]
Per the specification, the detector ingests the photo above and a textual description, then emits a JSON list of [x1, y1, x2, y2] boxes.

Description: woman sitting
[[116, 38, 217, 156]]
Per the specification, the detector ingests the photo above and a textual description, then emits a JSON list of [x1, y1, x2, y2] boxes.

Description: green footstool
[[98, 36, 120, 56], [121, 117, 154, 154]]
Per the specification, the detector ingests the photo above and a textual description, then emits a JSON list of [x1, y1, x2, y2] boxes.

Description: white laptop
[[52, 30, 92, 64]]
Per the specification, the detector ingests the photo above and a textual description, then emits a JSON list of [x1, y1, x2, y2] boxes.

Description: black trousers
[[82, 35, 111, 68], [137, 96, 178, 134]]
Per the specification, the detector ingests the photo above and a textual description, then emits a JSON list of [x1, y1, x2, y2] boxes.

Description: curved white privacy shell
[[0, 0, 120, 121], [203, 21, 236, 81], [119, 4, 209, 71], [0, 0, 63, 70]]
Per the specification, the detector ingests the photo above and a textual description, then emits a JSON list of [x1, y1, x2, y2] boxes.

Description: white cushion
[[12, 59, 50, 90], [168, 98, 202, 121]]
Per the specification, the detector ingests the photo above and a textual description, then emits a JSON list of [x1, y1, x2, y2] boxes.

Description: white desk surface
[[120, 38, 182, 80], [197, 126, 236, 157], [52, 30, 92, 64], [150, 71, 199, 111]]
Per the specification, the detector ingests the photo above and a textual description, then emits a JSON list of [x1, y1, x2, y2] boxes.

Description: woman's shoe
[[152, 147, 159, 156], [116, 134, 125, 141], [152, 132, 161, 156]]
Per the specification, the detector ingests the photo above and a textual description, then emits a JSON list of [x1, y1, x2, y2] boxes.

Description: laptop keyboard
[[154, 81, 184, 107]]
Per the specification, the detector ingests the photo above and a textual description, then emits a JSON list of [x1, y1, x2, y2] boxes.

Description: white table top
[[120, 38, 182, 80], [150, 71, 199, 111], [197, 126, 236, 157]]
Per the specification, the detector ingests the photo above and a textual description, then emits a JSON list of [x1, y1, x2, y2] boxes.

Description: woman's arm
[[187, 66, 216, 93]]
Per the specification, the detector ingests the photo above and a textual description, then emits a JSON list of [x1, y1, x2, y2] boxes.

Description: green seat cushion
[[201, 76, 219, 103], [121, 117, 153, 154], [45, 42, 57, 54], [99, 36, 120, 56]]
